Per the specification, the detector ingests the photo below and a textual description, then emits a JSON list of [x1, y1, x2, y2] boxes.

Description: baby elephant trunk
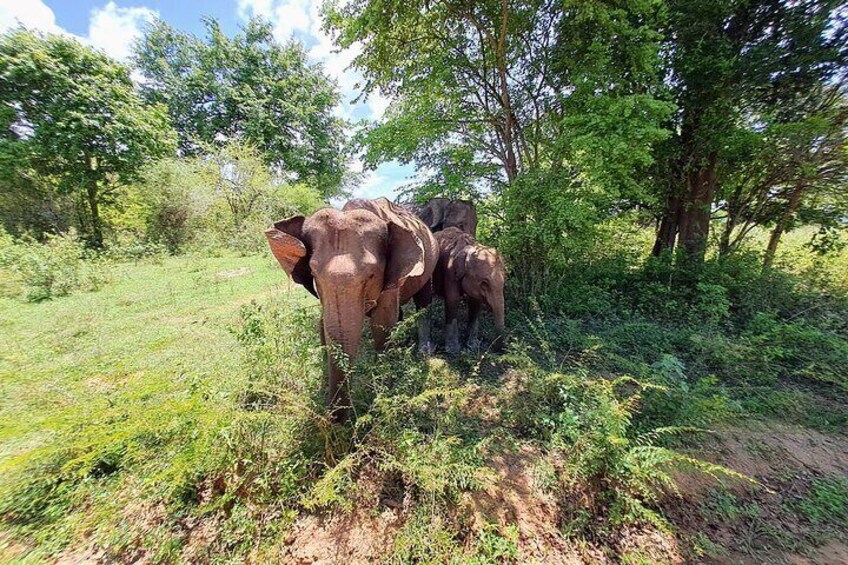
[[491, 295, 506, 353]]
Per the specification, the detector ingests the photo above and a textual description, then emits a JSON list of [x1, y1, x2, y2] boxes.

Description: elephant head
[[451, 242, 506, 352], [265, 199, 437, 421], [417, 198, 478, 236]]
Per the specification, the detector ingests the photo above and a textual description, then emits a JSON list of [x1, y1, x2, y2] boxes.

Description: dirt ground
[[269, 420, 848, 564], [5, 420, 845, 564]]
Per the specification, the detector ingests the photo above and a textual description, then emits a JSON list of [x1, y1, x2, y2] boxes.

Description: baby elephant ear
[[383, 222, 426, 291], [449, 245, 473, 280], [265, 216, 317, 297]]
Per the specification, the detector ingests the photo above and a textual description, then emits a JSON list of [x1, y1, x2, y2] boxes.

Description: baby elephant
[[433, 227, 506, 354]]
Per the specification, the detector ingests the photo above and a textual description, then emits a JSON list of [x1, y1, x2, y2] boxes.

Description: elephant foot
[[466, 337, 481, 352], [445, 340, 461, 357], [492, 336, 505, 354], [418, 340, 435, 356]]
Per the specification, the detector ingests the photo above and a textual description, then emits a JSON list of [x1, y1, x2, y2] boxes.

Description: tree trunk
[[718, 216, 735, 256], [86, 180, 103, 248], [678, 152, 718, 264], [652, 193, 680, 256], [719, 182, 746, 256], [763, 184, 805, 270]]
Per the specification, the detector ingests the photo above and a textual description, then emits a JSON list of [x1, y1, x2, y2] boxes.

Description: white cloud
[[88, 2, 157, 61], [0, 0, 64, 35], [236, 0, 392, 121], [0, 1, 156, 63], [274, 0, 311, 41], [366, 92, 392, 120], [237, 0, 274, 21]]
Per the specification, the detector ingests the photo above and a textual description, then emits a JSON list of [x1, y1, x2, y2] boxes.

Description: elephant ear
[[449, 245, 473, 280], [265, 216, 317, 297], [383, 222, 426, 291], [418, 203, 439, 231]]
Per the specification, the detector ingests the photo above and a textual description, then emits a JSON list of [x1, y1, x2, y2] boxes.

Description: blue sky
[[0, 0, 414, 200]]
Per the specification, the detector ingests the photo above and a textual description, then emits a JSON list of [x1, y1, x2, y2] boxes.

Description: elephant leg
[[371, 288, 400, 352], [444, 282, 462, 356], [413, 279, 434, 355], [466, 298, 481, 352]]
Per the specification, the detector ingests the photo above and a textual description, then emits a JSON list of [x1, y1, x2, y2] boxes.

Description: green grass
[[0, 253, 288, 459], [2, 231, 847, 563], [0, 251, 738, 562], [0, 253, 310, 559]]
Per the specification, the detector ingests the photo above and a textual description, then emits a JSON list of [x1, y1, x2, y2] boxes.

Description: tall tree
[[333, 0, 670, 199], [134, 18, 347, 196], [651, 0, 847, 264], [716, 88, 848, 262], [329, 0, 673, 295], [0, 29, 175, 247]]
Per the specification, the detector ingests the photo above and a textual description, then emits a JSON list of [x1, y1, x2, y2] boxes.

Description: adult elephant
[[415, 198, 478, 236], [265, 198, 438, 422]]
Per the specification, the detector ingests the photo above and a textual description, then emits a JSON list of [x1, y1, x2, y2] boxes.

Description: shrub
[[103, 238, 169, 262], [1, 230, 108, 301], [741, 314, 848, 390], [794, 477, 848, 526], [506, 358, 749, 532]]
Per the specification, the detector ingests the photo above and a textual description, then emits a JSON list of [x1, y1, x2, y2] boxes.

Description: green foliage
[[3, 238, 845, 561], [134, 18, 347, 195], [113, 142, 326, 255], [507, 361, 748, 531], [794, 478, 848, 526], [197, 141, 326, 254], [0, 230, 107, 301], [0, 29, 176, 247], [3, 1, 847, 561], [0, 254, 284, 557], [331, 0, 674, 295], [129, 158, 208, 253]]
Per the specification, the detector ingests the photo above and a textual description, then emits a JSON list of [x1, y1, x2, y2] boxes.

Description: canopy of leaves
[[134, 18, 347, 196], [329, 0, 673, 208], [0, 29, 175, 196], [0, 29, 175, 245]]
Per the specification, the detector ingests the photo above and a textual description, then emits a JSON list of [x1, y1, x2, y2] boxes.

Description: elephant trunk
[[491, 293, 506, 353], [321, 288, 365, 422]]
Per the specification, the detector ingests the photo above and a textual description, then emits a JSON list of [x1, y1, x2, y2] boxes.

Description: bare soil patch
[[666, 422, 848, 564]]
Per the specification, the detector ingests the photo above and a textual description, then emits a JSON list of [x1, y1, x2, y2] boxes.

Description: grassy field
[[1, 244, 847, 563], [0, 253, 311, 561], [1, 253, 286, 461]]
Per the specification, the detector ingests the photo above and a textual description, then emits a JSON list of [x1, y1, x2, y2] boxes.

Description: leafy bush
[[0, 230, 108, 301], [103, 238, 169, 262], [109, 143, 327, 256], [506, 356, 748, 532], [3, 243, 842, 561]]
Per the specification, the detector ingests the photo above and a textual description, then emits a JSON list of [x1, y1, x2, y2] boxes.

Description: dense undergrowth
[[1, 227, 847, 562]]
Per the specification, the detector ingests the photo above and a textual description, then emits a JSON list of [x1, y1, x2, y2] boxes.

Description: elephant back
[[344, 197, 439, 303]]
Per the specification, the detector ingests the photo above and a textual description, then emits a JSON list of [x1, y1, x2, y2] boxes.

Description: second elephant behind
[[433, 227, 506, 354], [416, 198, 477, 236]]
